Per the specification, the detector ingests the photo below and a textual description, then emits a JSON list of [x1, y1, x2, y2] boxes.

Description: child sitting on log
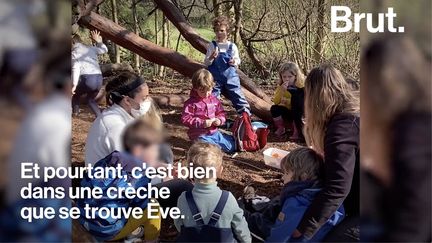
[[204, 16, 251, 115], [181, 68, 236, 153]]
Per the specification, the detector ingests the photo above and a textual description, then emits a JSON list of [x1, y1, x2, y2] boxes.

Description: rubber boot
[[289, 121, 300, 140], [273, 116, 286, 136]]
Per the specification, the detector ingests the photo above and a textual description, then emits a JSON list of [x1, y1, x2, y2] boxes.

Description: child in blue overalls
[[204, 16, 251, 115]]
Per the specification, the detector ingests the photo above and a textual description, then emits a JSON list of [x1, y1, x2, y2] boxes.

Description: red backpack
[[232, 112, 269, 152]]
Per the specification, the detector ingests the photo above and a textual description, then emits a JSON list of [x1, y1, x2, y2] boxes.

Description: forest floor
[[72, 76, 304, 241]]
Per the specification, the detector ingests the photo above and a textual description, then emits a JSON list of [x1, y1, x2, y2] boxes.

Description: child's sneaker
[[242, 185, 270, 212], [243, 185, 256, 200], [242, 185, 256, 212]]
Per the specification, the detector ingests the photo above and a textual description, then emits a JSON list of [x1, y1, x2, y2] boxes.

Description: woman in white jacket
[[71, 30, 107, 117], [84, 71, 170, 165]]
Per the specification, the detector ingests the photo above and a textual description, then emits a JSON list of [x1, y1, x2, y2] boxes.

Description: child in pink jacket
[[181, 69, 236, 153]]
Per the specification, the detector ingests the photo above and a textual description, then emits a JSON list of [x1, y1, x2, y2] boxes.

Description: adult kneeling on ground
[[85, 71, 173, 166]]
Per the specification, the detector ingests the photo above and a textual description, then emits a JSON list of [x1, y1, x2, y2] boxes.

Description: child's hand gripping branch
[[90, 30, 103, 43]]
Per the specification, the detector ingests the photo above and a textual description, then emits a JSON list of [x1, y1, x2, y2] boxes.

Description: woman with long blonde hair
[[303, 65, 359, 154], [293, 64, 360, 241]]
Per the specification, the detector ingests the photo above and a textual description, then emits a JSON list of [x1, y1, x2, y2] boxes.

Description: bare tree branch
[[153, 0, 209, 53], [147, 6, 158, 16], [249, 15, 308, 43], [81, 0, 106, 18], [248, 1, 267, 40]]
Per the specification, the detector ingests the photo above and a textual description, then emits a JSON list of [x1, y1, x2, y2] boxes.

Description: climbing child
[[181, 68, 236, 153], [72, 30, 108, 117], [175, 142, 252, 242], [204, 16, 251, 115], [242, 147, 345, 242], [271, 62, 305, 140]]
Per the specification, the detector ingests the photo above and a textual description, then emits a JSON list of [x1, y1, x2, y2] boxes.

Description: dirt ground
[[0, 77, 304, 241], [72, 77, 304, 241]]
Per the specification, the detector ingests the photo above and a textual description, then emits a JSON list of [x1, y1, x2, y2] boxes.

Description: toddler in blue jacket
[[243, 147, 345, 242]]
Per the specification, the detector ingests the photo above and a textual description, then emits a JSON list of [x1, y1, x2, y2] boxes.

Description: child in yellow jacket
[[271, 62, 305, 140]]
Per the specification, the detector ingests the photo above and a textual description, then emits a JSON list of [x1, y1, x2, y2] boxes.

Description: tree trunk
[[153, 0, 208, 53], [78, 12, 272, 121], [212, 0, 223, 17], [110, 0, 120, 63], [104, 38, 119, 63], [233, 0, 243, 44], [153, 0, 272, 103], [240, 32, 270, 79], [72, 0, 84, 25], [132, 0, 140, 73], [152, 88, 271, 121], [73, 0, 105, 25], [79, 12, 201, 76], [154, 9, 159, 75], [313, 0, 325, 63], [77, 0, 105, 21], [224, 1, 235, 22], [159, 14, 168, 77]]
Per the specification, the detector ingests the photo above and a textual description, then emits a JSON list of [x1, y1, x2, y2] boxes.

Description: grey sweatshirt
[[174, 182, 252, 243]]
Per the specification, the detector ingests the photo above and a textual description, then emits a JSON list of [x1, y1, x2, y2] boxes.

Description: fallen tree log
[[153, 0, 272, 103], [79, 12, 272, 121], [153, 0, 208, 54], [74, 0, 271, 103], [100, 63, 134, 76], [236, 70, 272, 103], [242, 87, 272, 120], [72, 0, 105, 25], [79, 12, 203, 76], [152, 91, 272, 122], [152, 94, 189, 107]]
